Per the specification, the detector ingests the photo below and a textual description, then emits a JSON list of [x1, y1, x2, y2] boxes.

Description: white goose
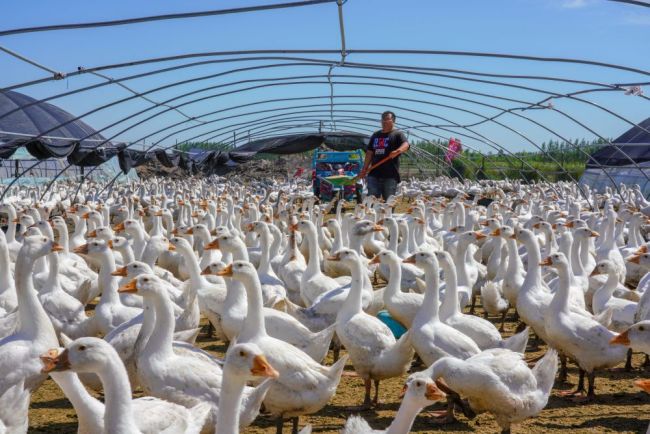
[[405, 251, 481, 366], [341, 376, 446, 434], [373, 249, 422, 328], [118, 274, 272, 432], [542, 252, 627, 400], [414, 348, 558, 434], [218, 260, 348, 432], [41, 337, 211, 434], [0, 236, 60, 432], [436, 250, 529, 353], [332, 248, 414, 407]]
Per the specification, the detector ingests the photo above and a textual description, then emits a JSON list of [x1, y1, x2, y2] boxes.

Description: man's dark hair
[[381, 111, 396, 121]]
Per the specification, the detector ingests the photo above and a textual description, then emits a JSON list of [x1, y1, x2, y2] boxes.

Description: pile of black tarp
[[586, 117, 650, 167], [1, 90, 369, 178]]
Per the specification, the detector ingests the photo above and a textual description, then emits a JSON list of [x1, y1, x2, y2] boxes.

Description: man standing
[[358, 111, 410, 200]]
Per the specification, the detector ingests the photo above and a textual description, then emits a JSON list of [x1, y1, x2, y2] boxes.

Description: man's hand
[[389, 149, 403, 159], [358, 168, 368, 179]]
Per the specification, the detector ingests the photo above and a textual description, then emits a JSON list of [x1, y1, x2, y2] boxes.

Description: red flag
[[293, 167, 305, 178], [445, 138, 462, 163]]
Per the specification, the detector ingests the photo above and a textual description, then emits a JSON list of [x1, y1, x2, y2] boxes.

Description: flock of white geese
[[1, 177, 650, 434]]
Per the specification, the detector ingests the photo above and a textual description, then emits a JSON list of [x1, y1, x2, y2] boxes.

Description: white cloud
[[561, 0, 592, 7]]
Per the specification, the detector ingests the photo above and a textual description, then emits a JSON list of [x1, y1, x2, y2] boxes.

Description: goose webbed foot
[[499, 311, 507, 332], [373, 379, 380, 405]]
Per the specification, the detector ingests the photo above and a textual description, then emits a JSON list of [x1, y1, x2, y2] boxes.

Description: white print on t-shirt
[[373, 137, 389, 155]]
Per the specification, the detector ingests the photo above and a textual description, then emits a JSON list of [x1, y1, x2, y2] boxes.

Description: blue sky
[[2, 0, 650, 154]]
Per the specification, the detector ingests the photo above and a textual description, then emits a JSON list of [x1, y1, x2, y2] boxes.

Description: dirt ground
[[28, 308, 650, 434]]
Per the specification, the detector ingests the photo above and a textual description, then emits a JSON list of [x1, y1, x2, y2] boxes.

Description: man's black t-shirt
[[366, 129, 407, 181]]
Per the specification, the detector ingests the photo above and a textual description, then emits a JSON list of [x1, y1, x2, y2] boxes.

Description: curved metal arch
[[8, 64, 644, 200], [16, 57, 639, 190], [4, 49, 649, 92], [4, 54, 647, 184]]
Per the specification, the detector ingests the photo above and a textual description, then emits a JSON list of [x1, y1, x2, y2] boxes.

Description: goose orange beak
[[201, 266, 212, 276], [480, 220, 489, 227], [474, 231, 486, 240], [566, 221, 575, 228], [425, 383, 446, 401], [610, 330, 630, 346], [168, 243, 176, 251], [154, 211, 163, 217], [246, 223, 254, 232], [73, 244, 89, 255], [634, 379, 650, 393], [51, 242, 64, 253], [205, 239, 220, 250], [636, 245, 648, 255], [490, 228, 501, 237], [112, 266, 128, 277], [539, 257, 553, 266], [185, 228, 194, 235], [532, 222, 541, 229], [251, 355, 279, 378], [403, 255, 416, 264], [40, 348, 69, 373], [113, 222, 125, 232], [118, 279, 138, 294], [107, 239, 114, 249], [81, 212, 90, 220], [289, 224, 298, 232], [589, 268, 602, 277], [328, 253, 341, 261], [216, 264, 233, 277], [373, 224, 384, 232], [628, 255, 641, 264], [369, 255, 381, 265], [399, 384, 408, 399], [87, 230, 97, 238], [589, 231, 599, 238]]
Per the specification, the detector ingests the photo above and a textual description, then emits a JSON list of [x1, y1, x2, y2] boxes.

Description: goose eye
[[640, 326, 645, 331], [415, 381, 422, 387], [144, 278, 149, 282], [79, 345, 86, 351], [239, 350, 246, 357]]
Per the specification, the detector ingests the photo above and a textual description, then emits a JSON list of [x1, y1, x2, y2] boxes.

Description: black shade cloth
[[587, 117, 650, 167], [235, 131, 369, 154], [118, 149, 153, 174], [67, 144, 124, 167], [0, 90, 113, 160]]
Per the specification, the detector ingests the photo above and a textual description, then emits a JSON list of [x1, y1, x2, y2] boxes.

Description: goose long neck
[[98, 251, 119, 304], [454, 241, 471, 287], [56, 226, 70, 252], [180, 245, 207, 287], [216, 366, 249, 434], [386, 397, 425, 434], [418, 261, 440, 322], [97, 353, 139, 434], [550, 262, 572, 313], [5, 207, 17, 242], [49, 372, 103, 429], [15, 252, 56, 341], [46, 253, 60, 289], [304, 227, 321, 276], [239, 272, 267, 341], [120, 246, 135, 264], [387, 221, 399, 252], [144, 291, 175, 359], [0, 239, 13, 292], [384, 258, 402, 299], [330, 224, 344, 252], [256, 228, 272, 274], [439, 258, 460, 318], [506, 238, 522, 275], [570, 235, 585, 276], [522, 234, 542, 290], [349, 232, 365, 256], [339, 257, 364, 319]]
